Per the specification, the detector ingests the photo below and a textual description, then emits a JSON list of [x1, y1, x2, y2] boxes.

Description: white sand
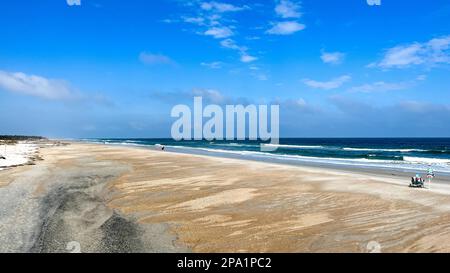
[[0, 142, 39, 170]]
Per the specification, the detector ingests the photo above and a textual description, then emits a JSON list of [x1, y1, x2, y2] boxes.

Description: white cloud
[[162, 19, 177, 24], [170, 1, 257, 64], [254, 73, 268, 81], [246, 36, 261, 41], [374, 35, 450, 68], [427, 36, 450, 64], [0, 70, 74, 100], [275, 0, 301, 18], [321, 51, 346, 65], [201, 61, 223, 69], [416, 74, 427, 81], [367, 0, 381, 6], [397, 100, 449, 113], [428, 36, 450, 51], [204, 26, 234, 38], [378, 44, 424, 68], [268, 1, 305, 37], [266, 21, 305, 35], [296, 98, 307, 107], [183, 16, 206, 25], [220, 39, 257, 63], [191, 88, 227, 104], [302, 75, 351, 90], [200, 2, 248, 13], [66, 0, 81, 6], [220, 39, 245, 51], [152, 88, 250, 106], [0, 70, 113, 105], [348, 81, 411, 93], [139, 52, 174, 65], [240, 54, 258, 63]]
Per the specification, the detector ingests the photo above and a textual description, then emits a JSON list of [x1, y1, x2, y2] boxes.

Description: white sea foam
[[342, 147, 425, 152], [262, 144, 324, 149], [403, 156, 450, 165], [167, 145, 450, 173], [216, 143, 259, 148]]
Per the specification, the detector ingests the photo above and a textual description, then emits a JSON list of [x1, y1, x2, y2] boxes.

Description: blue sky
[[1, 0, 450, 138]]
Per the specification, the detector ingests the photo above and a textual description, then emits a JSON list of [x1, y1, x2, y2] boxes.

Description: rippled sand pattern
[[81, 143, 450, 253], [5, 143, 450, 252]]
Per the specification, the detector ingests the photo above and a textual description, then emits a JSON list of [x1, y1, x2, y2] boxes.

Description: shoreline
[[2, 141, 450, 252], [93, 141, 450, 197], [74, 138, 450, 177], [76, 140, 450, 189]]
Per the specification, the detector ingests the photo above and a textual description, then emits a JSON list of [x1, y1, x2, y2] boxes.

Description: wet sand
[[2, 142, 450, 252]]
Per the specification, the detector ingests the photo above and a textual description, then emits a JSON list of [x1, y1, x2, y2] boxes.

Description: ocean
[[83, 138, 450, 175]]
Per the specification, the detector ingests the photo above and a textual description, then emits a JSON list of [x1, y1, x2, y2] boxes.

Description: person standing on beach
[[427, 166, 435, 189]]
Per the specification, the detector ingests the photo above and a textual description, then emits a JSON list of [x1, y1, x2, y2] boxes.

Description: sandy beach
[[2, 141, 450, 253]]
